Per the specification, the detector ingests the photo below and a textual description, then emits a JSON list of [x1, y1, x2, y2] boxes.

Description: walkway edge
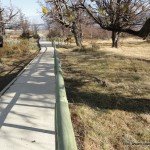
[[0, 52, 39, 97]]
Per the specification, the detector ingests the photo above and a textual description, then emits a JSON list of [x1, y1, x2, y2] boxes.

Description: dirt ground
[[58, 37, 150, 150]]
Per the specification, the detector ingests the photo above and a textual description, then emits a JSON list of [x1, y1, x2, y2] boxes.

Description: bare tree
[[80, 0, 150, 48], [43, 0, 85, 47], [0, 1, 18, 47], [19, 11, 30, 39], [32, 24, 40, 38]]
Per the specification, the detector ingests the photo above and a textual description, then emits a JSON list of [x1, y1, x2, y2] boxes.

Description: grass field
[[58, 37, 150, 150], [0, 38, 39, 91]]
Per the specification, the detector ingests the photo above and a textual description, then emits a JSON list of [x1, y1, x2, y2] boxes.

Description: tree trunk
[[71, 22, 82, 47], [73, 32, 82, 47], [112, 31, 120, 48], [0, 11, 4, 48], [0, 28, 4, 47], [0, 36, 3, 47]]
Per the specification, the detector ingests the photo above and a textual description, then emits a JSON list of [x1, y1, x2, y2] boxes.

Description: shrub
[[47, 29, 61, 39], [0, 38, 39, 59], [20, 32, 31, 39], [33, 34, 40, 39]]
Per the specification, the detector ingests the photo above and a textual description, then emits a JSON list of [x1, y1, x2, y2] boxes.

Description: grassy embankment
[[0, 38, 39, 91], [58, 38, 150, 150]]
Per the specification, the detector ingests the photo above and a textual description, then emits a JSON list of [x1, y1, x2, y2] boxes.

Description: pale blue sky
[[2, 0, 42, 17], [2, 0, 44, 23]]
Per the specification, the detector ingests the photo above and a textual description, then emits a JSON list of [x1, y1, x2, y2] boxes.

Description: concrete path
[[0, 42, 56, 150]]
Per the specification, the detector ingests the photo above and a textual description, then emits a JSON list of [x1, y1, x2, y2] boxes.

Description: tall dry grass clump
[[0, 38, 39, 59]]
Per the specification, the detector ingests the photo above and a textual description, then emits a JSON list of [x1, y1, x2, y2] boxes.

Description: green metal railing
[[54, 43, 77, 150]]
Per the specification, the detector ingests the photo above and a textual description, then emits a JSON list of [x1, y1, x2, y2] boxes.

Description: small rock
[[31, 140, 36, 143]]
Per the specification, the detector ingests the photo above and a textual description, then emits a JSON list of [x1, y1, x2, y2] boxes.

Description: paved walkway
[[0, 42, 56, 150]]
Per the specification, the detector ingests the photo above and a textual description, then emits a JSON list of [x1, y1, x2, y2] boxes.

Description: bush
[[33, 34, 40, 39], [0, 35, 3, 47], [47, 29, 61, 39], [0, 38, 40, 60], [20, 32, 31, 39]]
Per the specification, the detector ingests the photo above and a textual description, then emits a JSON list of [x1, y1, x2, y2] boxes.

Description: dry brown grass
[[83, 37, 150, 61], [0, 38, 39, 91], [58, 37, 150, 150], [0, 38, 38, 57]]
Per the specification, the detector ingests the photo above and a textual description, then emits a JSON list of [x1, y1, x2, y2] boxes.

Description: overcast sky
[[2, 0, 44, 23]]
